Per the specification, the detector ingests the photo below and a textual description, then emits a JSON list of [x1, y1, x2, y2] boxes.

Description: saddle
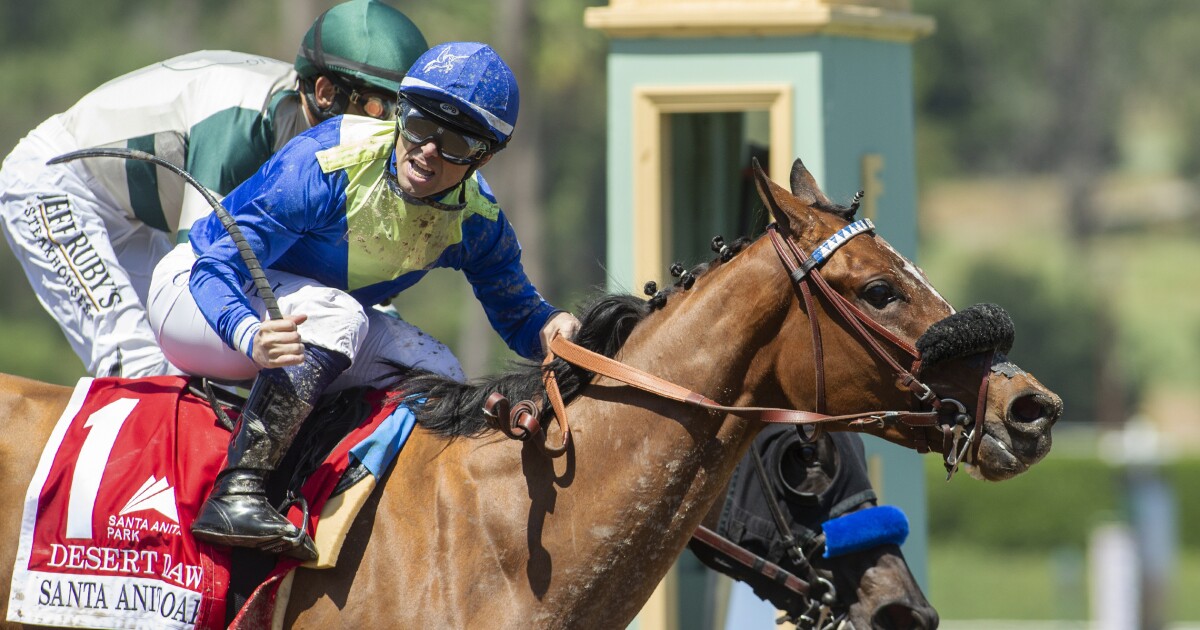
[[7, 376, 411, 630], [192, 379, 413, 625]]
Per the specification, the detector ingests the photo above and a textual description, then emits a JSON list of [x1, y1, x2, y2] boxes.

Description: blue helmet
[[398, 42, 519, 151]]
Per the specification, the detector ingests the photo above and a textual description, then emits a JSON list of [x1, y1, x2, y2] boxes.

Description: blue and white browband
[[790, 218, 876, 283], [822, 504, 909, 558]]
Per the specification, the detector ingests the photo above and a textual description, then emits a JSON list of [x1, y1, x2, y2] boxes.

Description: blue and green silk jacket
[[187, 115, 559, 360]]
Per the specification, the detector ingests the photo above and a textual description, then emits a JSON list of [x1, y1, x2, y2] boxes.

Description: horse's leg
[[0, 374, 74, 628]]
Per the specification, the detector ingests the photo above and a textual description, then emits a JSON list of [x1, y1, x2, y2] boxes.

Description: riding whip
[[47, 148, 282, 320]]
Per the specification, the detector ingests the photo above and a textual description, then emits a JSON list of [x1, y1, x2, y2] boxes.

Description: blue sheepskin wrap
[[822, 505, 909, 558]]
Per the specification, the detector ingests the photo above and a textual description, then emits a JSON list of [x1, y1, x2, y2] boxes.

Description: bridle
[[689, 428, 913, 629], [764, 220, 993, 478], [486, 218, 994, 478]]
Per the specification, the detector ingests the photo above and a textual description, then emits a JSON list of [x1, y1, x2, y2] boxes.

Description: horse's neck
[[550, 249, 799, 588], [516, 251, 799, 618], [306, 251, 810, 627], [618, 248, 793, 408]]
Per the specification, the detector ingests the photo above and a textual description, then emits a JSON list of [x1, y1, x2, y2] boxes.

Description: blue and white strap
[[822, 504, 909, 558], [790, 218, 876, 283]]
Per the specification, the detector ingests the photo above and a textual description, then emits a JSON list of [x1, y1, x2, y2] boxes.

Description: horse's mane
[[399, 294, 649, 437], [402, 237, 753, 438]]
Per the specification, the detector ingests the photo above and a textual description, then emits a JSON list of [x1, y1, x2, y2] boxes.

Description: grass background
[[924, 448, 1199, 621]]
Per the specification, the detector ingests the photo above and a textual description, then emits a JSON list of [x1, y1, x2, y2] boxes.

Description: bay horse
[[0, 158, 1060, 628], [693, 427, 937, 629]]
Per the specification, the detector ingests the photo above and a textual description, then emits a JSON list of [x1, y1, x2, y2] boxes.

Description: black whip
[[47, 148, 281, 319]]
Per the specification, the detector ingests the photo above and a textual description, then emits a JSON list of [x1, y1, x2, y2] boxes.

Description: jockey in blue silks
[[147, 42, 581, 560]]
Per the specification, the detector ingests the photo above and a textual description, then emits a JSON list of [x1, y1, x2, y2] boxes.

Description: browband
[[790, 218, 875, 283]]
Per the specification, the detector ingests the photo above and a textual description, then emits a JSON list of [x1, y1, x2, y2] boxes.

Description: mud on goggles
[[397, 99, 491, 165]]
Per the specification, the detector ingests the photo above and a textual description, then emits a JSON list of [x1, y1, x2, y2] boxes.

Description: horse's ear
[[752, 157, 785, 222], [753, 157, 810, 234], [789, 157, 857, 220], [789, 157, 835, 209]]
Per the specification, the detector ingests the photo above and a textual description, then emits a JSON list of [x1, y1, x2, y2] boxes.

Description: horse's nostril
[[873, 603, 939, 629], [1009, 393, 1057, 424]]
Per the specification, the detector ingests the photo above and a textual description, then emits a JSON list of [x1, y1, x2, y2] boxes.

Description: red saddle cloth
[[6, 376, 395, 630]]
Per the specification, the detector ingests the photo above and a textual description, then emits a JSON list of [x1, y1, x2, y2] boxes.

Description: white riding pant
[[0, 117, 177, 377], [148, 244, 465, 390]]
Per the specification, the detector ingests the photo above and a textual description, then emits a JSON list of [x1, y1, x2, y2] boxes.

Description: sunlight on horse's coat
[[878, 239, 953, 312]]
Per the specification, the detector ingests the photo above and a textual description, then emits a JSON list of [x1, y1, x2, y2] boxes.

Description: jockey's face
[[394, 134, 491, 198]]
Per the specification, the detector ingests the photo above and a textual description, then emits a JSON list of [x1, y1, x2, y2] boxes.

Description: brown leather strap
[[771, 228, 829, 415], [540, 351, 571, 455], [549, 331, 921, 424], [970, 353, 993, 462], [692, 526, 812, 596], [770, 229, 925, 392], [548, 335, 931, 428], [484, 392, 543, 441], [482, 353, 572, 457]]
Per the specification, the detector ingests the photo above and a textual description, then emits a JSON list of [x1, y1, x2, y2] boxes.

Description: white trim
[[7, 378, 92, 624], [233, 317, 261, 358], [9, 571, 201, 629]]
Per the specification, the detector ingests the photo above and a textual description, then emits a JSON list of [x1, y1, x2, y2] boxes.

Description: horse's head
[[694, 428, 938, 629], [752, 158, 1062, 481]]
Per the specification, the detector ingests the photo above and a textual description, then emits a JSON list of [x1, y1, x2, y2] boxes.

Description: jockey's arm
[[459, 207, 566, 360], [187, 135, 336, 360]]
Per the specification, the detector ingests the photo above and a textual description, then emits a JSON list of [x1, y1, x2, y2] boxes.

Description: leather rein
[[484, 220, 991, 477]]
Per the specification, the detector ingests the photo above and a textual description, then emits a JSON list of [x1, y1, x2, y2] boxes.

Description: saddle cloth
[[6, 376, 411, 630]]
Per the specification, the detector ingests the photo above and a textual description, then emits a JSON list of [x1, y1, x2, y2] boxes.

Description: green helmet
[[295, 0, 428, 94]]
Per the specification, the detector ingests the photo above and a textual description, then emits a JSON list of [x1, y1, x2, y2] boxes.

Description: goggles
[[331, 78, 397, 120], [397, 99, 490, 165]]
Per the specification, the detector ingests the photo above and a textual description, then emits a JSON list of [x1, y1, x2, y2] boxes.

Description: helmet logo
[[422, 49, 470, 73], [439, 103, 460, 116]]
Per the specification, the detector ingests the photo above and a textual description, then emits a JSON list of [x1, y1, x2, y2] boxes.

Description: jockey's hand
[[252, 314, 308, 368], [539, 311, 581, 356]]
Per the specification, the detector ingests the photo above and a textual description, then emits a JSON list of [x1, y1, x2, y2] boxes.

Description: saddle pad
[[303, 400, 414, 570], [6, 376, 233, 629], [7, 377, 409, 630]]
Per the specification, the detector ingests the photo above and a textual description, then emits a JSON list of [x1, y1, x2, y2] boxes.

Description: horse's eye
[[861, 280, 900, 309]]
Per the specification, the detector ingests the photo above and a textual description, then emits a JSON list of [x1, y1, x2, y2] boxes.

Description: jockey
[[146, 42, 582, 560], [0, 0, 427, 378]]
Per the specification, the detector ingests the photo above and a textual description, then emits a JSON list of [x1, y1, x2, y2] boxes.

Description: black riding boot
[[191, 344, 350, 561]]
